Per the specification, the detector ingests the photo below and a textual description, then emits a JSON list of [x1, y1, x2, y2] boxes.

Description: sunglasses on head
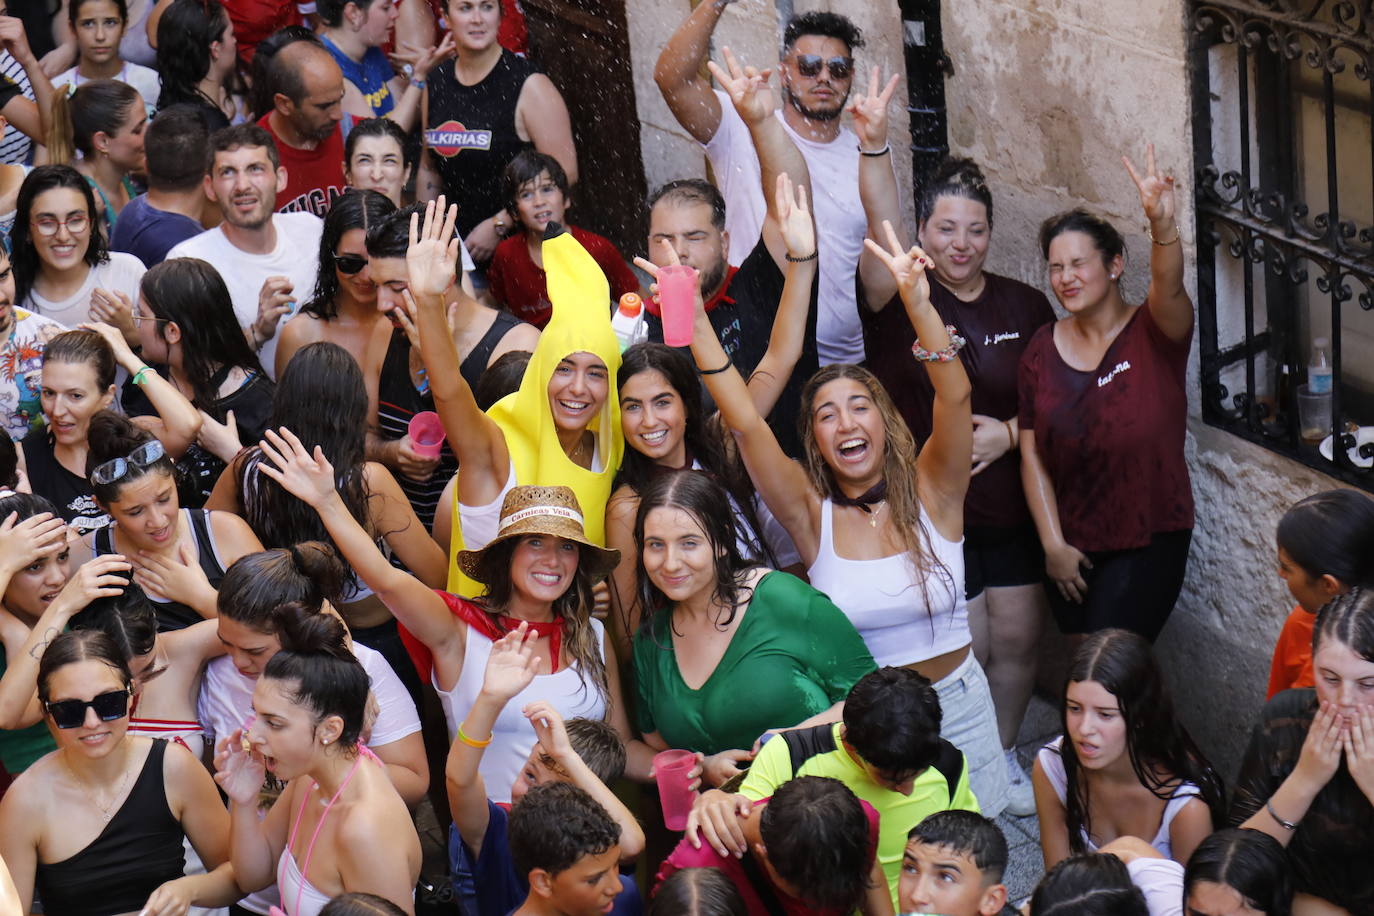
[[334, 252, 368, 275], [90, 439, 166, 487], [793, 54, 854, 80], [46, 688, 130, 729]]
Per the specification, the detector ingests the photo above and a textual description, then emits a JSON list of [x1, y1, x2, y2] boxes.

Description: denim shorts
[[933, 651, 1009, 817]]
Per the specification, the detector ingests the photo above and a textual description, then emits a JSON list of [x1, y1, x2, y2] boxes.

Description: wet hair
[[917, 157, 994, 229], [799, 364, 955, 618], [85, 412, 176, 505], [303, 189, 396, 319], [475, 350, 532, 411], [47, 79, 143, 166], [1038, 208, 1126, 271], [365, 202, 421, 259], [262, 613, 368, 748], [0, 436, 17, 489], [782, 11, 864, 53], [1313, 586, 1374, 663], [1029, 854, 1147, 916], [140, 258, 267, 417], [1276, 490, 1374, 589], [508, 782, 620, 878], [907, 810, 1008, 885], [649, 868, 748, 916], [0, 490, 60, 524], [843, 667, 942, 778], [238, 343, 373, 569], [207, 122, 281, 174], [1184, 829, 1292, 916], [614, 344, 775, 572], [143, 104, 211, 191], [13, 166, 110, 305], [156, 0, 233, 113], [217, 542, 347, 630], [320, 895, 407, 916], [646, 179, 726, 233], [760, 777, 871, 912], [502, 150, 570, 221], [42, 327, 118, 390], [71, 583, 157, 662], [249, 26, 322, 119], [345, 117, 412, 170], [37, 629, 132, 704], [546, 717, 625, 785], [267, 39, 333, 107], [633, 469, 753, 630], [68, 0, 128, 26], [1059, 629, 1225, 855]]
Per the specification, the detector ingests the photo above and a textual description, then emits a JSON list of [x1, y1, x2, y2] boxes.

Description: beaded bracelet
[[911, 326, 967, 363], [1147, 223, 1180, 246], [457, 723, 492, 748]]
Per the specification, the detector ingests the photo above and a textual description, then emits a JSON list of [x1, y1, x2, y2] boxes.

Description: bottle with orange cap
[[611, 292, 648, 351]]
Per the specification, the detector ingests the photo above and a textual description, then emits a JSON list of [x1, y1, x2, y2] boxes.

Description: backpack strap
[[779, 722, 840, 777], [932, 738, 966, 800]]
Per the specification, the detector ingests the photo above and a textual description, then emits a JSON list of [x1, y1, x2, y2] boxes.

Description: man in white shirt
[[166, 124, 322, 379], [656, 5, 876, 365]]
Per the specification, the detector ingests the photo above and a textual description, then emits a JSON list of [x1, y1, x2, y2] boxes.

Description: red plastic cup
[[652, 749, 697, 831], [407, 411, 446, 458], [656, 264, 698, 347]]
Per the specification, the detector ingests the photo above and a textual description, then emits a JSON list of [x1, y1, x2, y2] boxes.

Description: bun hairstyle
[[86, 412, 176, 504], [37, 630, 132, 704], [1277, 490, 1374, 590], [262, 612, 368, 749], [917, 157, 994, 228], [1038, 207, 1127, 271], [71, 582, 155, 662], [217, 542, 347, 631]]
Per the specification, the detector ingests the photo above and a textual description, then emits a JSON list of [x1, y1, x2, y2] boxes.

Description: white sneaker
[[1003, 748, 1036, 817]]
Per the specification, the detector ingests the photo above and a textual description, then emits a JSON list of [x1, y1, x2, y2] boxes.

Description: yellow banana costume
[[445, 223, 624, 592]]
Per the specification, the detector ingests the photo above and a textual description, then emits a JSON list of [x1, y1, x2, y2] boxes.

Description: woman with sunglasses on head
[[21, 325, 200, 532], [120, 258, 277, 508], [276, 190, 397, 381], [0, 630, 240, 916]]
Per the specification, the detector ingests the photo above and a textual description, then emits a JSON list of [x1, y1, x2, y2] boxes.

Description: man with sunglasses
[[656, 5, 874, 366]]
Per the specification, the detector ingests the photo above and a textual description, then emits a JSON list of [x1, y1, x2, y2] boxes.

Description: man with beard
[[656, 7, 874, 366], [260, 38, 348, 216], [167, 124, 323, 379]]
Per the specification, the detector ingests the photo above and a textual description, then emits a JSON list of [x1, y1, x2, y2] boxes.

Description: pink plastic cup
[[652, 749, 697, 831], [656, 264, 699, 347], [407, 411, 446, 458]]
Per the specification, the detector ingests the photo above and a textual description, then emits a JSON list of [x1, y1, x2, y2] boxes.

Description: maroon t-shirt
[[862, 273, 1056, 528], [260, 115, 347, 217], [486, 225, 639, 328], [1017, 305, 1194, 552]]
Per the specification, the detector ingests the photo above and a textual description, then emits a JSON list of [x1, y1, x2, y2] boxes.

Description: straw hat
[[456, 485, 621, 586]]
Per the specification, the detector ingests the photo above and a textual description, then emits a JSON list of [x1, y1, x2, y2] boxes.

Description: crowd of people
[[0, 0, 1369, 915]]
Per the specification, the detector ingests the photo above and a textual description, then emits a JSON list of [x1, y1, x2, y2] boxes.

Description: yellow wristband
[[457, 723, 492, 748]]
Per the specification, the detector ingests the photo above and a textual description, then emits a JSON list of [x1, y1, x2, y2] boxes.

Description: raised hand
[[633, 241, 707, 320], [774, 172, 814, 261], [524, 700, 573, 762], [407, 197, 463, 300], [213, 729, 266, 806], [254, 277, 295, 344], [848, 65, 899, 151], [88, 289, 137, 344], [256, 427, 339, 509], [196, 409, 242, 464], [706, 46, 776, 127], [79, 319, 139, 367], [391, 32, 456, 82], [481, 623, 541, 703], [52, 554, 131, 614], [863, 219, 933, 306], [1122, 144, 1176, 227], [0, 510, 67, 575]]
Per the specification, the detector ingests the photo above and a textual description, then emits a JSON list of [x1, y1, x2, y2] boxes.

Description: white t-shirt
[[703, 89, 869, 365], [22, 251, 146, 329], [53, 62, 161, 112], [1126, 858, 1184, 916], [167, 212, 324, 379]]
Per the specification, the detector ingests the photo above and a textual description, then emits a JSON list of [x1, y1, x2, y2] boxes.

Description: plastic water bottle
[[1309, 337, 1333, 394], [611, 292, 647, 351]]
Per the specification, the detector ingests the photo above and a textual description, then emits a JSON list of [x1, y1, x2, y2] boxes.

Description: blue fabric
[[110, 195, 203, 267], [321, 37, 396, 117]]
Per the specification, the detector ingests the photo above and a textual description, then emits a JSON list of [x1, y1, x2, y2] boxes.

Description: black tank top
[[425, 50, 536, 239], [95, 509, 227, 631], [35, 740, 186, 916], [375, 313, 522, 528], [20, 429, 108, 534]]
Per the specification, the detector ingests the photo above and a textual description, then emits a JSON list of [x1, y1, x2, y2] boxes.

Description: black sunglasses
[[334, 252, 368, 275], [46, 689, 130, 729], [794, 54, 854, 80]]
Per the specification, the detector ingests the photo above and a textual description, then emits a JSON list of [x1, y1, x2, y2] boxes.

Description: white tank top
[[807, 499, 970, 667]]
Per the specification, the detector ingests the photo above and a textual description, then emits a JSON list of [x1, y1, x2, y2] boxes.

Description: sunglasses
[[334, 252, 368, 275], [90, 439, 165, 486], [793, 54, 854, 80], [46, 689, 130, 729]]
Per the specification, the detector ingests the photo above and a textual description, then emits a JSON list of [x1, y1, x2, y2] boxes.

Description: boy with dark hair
[[446, 628, 644, 916], [689, 667, 978, 907], [509, 782, 624, 916], [901, 811, 1011, 916], [656, 776, 891, 916]]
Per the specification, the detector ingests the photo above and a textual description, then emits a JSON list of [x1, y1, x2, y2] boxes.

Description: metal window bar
[[1188, 0, 1374, 488]]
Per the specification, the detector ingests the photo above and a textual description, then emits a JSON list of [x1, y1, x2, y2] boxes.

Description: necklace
[[868, 500, 886, 529], [63, 748, 135, 822], [569, 434, 591, 467]]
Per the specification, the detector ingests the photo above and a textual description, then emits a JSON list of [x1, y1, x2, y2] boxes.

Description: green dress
[[0, 653, 55, 774], [633, 571, 877, 755]]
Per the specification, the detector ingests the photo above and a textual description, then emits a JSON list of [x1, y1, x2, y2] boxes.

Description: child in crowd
[[508, 782, 626, 916], [900, 811, 1012, 916]]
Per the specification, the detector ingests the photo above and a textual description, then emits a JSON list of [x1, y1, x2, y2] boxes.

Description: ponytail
[[217, 542, 347, 629], [47, 89, 77, 165], [47, 79, 143, 165]]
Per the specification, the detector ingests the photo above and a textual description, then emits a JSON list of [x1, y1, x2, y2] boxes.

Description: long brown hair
[[798, 364, 954, 618]]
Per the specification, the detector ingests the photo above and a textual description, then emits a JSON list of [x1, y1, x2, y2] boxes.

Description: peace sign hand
[[1122, 143, 1176, 226], [848, 65, 900, 151], [706, 46, 776, 127], [862, 219, 933, 307]]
